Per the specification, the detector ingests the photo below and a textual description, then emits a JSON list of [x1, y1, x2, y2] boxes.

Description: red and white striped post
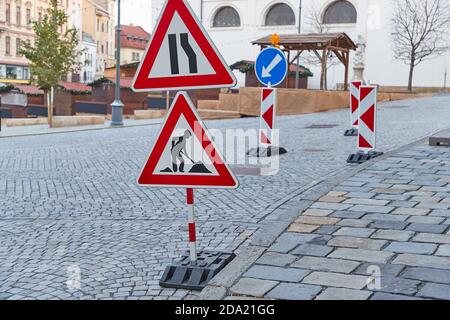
[[350, 81, 362, 129], [358, 85, 378, 153], [259, 88, 277, 147], [186, 188, 197, 264]]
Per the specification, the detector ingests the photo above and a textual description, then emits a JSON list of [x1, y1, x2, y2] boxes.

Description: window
[[16, 6, 21, 26], [323, 0, 357, 24], [265, 3, 295, 26], [212, 6, 241, 28], [6, 4, 10, 23], [38, 12, 42, 21], [16, 38, 21, 56], [5, 36, 10, 55], [102, 22, 105, 32], [132, 52, 140, 61], [26, 8, 31, 25]]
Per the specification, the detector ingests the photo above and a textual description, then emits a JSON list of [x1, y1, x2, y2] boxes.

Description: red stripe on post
[[188, 223, 196, 242], [186, 188, 194, 205]]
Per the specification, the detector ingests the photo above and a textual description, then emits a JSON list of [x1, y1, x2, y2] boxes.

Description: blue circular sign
[[255, 47, 288, 87]]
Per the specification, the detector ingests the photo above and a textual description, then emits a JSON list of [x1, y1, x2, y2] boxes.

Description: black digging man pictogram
[[171, 130, 193, 173]]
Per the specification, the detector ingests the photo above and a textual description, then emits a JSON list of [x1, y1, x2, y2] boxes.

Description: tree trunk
[[47, 87, 54, 128], [408, 60, 415, 92]]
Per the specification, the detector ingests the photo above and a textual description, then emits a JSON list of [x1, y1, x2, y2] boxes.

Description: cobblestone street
[[1, 94, 450, 299]]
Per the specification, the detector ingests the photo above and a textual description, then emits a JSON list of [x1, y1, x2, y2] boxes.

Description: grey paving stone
[[416, 202, 450, 210], [328, 236, 387, 250], [311, 203, 352, 211], [372, 276, 420, 295], [369, 221, 410, 231], [374, 194, 411, 201], [291, 244, 333, 257], [407, 216, 445, 225], [354, 263, 405, 277], [266, 283, 321, 300], [389, 201, 418, 208], [292, 256, 360, 273], [337, 219, 371, 228], [315, 226, 340, 235], [302, 272, 367, 289], [363, 214, 409, 222], [349, 205, 395, 214], [392, 207, 430, 216], [430, 209, 450, 218], [244, 265, 310, 282], [230, 278, 278, 298], [406, 223, 448, 234], [370, 292, 424, 300], [331, 211, 366, 219], [413, 233, 450, 244], [315, 288, 372, 300], [385, 241, 437, 255], [269, 233, 322, 253], [371, 229, 414, 241], [417, 283, 450, 300], [436, 244, 450, 257], [256, 252, 297, 267], [401, 267, 450, 284], [333, 227, 376, 238], [343, 198, 389, 206], [329, 248, 394, 263], [393, 254, 450, 270]]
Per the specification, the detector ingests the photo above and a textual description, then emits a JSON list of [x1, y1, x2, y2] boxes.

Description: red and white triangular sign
[[132, 0, 236, 92], [137, 92, 239, 189]]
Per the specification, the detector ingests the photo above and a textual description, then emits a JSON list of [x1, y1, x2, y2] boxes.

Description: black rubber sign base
[[429, 137, 450, 147], [347, 151, 384, 164], [247, 146, 288, 157], [344, 128, 358, 136], [159, 251, 235, 290]]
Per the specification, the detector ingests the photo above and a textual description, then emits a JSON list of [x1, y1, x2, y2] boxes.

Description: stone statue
[[353, 35, 367, 80]]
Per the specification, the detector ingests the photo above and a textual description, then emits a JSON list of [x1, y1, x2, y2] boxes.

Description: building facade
[[118, 24, 150, 65], [80, 31, 96, 83], [82, 0, 115, 79], [0, 0, 63, 84], [151, 0, 450, 89]]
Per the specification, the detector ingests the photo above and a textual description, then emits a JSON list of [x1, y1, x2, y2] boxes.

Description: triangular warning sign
[[137, 92, 239, 189], [132, 0, 236, 92]]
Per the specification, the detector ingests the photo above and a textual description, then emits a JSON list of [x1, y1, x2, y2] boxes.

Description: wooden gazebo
[[252, 33, 357, 90]]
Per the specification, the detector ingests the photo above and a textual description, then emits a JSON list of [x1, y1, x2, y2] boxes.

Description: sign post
[[344, 80, 362, 136], [248, 44, 288, 157], [347, 85, 383, 163], [132, 0, 238, 290]]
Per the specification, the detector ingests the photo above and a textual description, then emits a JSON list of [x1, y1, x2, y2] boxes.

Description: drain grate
[[306, 124, 339, 129]]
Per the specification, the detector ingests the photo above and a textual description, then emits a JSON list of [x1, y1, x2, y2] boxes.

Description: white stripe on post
[[358, 86, 377, 153], [186, 188, 197, 264], [350, 81, 362, 129], [259, 88, 276, 147]]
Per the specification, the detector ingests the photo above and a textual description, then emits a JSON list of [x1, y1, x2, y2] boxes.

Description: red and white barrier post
[[358, 85, 377, 153], [186, 188, 197, 264], [344, 81, 362, 136], [259, 88, 276, 147], [347, 85, 383, 163]]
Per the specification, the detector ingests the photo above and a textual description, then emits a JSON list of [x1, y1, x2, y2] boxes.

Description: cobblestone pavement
[[0, 94, 450, 299], [217, 139, 450, 300]]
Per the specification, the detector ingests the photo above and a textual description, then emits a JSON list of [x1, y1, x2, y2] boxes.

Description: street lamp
[[111, 0, 124, 126]]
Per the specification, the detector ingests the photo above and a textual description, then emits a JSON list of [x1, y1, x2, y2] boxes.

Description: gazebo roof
[[252, 33, 357, 51]]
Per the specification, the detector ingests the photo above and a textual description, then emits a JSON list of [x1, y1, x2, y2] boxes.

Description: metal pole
[[295, 0, 302, 89], [186, 188, 197, 265], [111, 0, 124, 126]]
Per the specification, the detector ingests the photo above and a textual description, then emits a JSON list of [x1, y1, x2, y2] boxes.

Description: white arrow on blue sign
[[255, 47, 288, 87]]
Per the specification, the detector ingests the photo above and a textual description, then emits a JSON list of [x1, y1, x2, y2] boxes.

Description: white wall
[[150, 0, 450, 89]]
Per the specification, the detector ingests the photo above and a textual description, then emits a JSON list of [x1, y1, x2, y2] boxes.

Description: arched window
[[212, 6, 241, 28], [323, 0, 357, 24], [265, 3, 295, 26]]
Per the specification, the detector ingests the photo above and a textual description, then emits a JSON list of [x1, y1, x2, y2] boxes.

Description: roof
[[15, 85, 44, 95], [105, 62, 139, 70], [119, 25, 150, 50], [230, 60, 313, 77], [82, 32, 96, 45], [107, 77, 133, 88], [60, 82, 92, 92], [252, 33, 357, 51]]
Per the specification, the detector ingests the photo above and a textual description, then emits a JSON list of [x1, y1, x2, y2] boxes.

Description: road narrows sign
[[137, 91, 239, 189], [132, 0, 236, 92]]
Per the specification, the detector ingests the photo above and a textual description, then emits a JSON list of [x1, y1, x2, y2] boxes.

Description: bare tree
[[301, 3, 340, 90], [391, 0, 450, 91]]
